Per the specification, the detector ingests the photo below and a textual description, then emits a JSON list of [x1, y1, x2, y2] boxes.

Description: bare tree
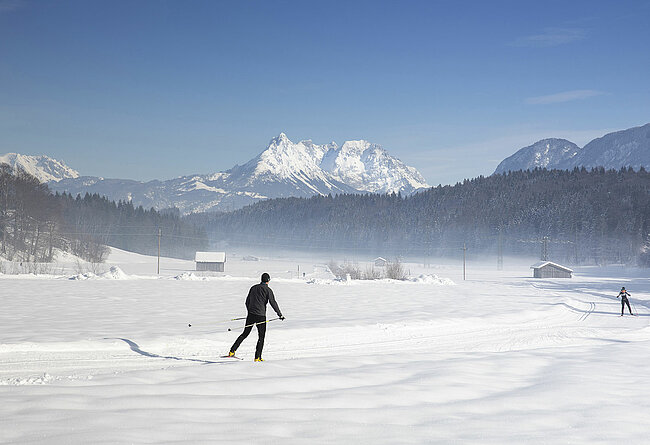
[[385, 258, 407, 280]]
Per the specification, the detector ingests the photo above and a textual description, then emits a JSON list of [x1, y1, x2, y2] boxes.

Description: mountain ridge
[[0, 153, 80, 183], [2, 133, 429, 214], [494, 123, 650, 174]]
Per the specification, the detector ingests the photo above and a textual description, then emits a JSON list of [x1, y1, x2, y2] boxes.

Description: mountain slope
[[321, 140, 429, 194], [568, 123, 650, 170], [0, 153, 79, 182], [494, 123, 650, 175], [494, 139, 581, 174], [47, 133, 429, 214]]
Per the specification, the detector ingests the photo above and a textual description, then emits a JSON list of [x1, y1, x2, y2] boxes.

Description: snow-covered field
[[1, 248, 649, 444]]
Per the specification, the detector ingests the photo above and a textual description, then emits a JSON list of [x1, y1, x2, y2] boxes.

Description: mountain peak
[[270, 132, 290, 144], [0, 152, 80, 183], [494, 139, 580, 174], [48, 133, 430, 214], [494, 123, 650, 174]]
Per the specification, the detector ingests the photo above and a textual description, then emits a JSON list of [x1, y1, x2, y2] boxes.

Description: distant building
[[530, 261, 573, 278], [374, 257, 388, 267], [242, 255, 259, 262], [195, 251, 226, 272]]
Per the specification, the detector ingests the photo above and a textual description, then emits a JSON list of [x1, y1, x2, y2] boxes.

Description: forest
[[193, 167, 650, 266], [0, 165, 207, 263]]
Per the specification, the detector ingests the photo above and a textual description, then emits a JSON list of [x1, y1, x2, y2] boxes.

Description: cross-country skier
[[228, 273, 284, 361], [617, 286, 634, 316]]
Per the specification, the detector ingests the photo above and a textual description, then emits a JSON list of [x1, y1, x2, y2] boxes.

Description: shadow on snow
[[106, 337, 231, 365]]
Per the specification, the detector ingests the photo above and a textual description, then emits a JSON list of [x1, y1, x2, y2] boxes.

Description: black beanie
[[261, 273, 270, 283]]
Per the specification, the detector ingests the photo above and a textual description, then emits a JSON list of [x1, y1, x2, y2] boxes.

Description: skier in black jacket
[[617, 287, 634, 316], [229, 273, 284, 361]]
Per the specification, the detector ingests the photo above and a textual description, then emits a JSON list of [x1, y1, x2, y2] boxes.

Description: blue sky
[[1, 0, 648, 185]]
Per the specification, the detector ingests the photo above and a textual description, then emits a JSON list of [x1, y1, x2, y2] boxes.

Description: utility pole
[[541, 236, 549, 261], [157, 228, 161, 275], [463, 242, 467, 281]]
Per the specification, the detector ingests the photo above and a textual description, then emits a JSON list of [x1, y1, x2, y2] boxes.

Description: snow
[[321, 139, 430, 194], [1, 248, 649, 443], [49, 133, 429, 214], [0, 152, 80, 182]]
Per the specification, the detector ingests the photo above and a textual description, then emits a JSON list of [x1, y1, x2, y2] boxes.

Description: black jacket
[[246, 282, 282, 317]]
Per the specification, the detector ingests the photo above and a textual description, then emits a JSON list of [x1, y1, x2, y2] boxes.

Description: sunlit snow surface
[[1, 248, 649, 444]]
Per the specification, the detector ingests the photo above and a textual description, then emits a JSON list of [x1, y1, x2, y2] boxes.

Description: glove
[[280, 316, 285, 320]]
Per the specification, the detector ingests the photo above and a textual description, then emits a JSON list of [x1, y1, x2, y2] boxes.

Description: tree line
[[192, 167, 650, 266], [0, 165, 208, 263]]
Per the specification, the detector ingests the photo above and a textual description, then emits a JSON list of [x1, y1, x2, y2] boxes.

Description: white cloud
[[512, 27, 586, 47], [526, 90, 605, 105]]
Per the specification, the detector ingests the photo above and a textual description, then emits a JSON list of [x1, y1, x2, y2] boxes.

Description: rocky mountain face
[[494, 123, 650, 175], [3, 133, 429, 214], [0, 153, 80, 183]]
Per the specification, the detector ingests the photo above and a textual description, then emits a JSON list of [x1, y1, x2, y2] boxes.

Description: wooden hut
[[374, 257, 388, 267], [195, 251, 226, 272], [530, 261, 573, 278]]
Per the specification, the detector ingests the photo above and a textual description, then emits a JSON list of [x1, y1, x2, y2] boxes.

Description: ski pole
[[188, 316, 246, 328], [227, 317, 282, 332]]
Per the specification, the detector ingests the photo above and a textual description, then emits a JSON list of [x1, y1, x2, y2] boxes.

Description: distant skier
[[228, 273, 284, 361], [617, 287, 634, 316]]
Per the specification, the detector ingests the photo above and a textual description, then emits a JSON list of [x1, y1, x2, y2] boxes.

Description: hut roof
[[530, 261, 573, 273], [195, 251, 226, 263]]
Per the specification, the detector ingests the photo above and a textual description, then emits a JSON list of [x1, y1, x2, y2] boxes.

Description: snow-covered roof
[[530, 261, 573, 272], [195, 251, 226, 263], [374, 257, 387, 262]]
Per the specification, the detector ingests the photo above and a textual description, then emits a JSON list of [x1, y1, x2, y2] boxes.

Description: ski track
[[2, 276, 644, 384], [2, 257, 650, 444]]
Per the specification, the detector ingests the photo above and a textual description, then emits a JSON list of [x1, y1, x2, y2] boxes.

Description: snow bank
[[100, 266, 129, 280], [408, 273, 456, 285], [174, 272, 206, 281], [306, 273, 455, 286], [68, 272, 98, 280], [69, 266, 129, 280], [0, 373, 54, 386]]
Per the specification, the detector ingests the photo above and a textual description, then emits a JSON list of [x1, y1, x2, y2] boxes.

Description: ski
[[220, 355, 243, 360]]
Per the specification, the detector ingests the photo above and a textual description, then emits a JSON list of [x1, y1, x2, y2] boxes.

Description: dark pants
[[621, 298, 633, 315], [230, 313, 266, 359]]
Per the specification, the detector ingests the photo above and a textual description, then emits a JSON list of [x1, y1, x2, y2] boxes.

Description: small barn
[[374, 257, 388, 267], [195, 251, 226, 272], [530, 261, 573, 278]]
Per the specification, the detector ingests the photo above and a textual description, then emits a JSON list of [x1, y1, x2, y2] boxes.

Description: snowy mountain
[[494, 123, 650, 174], [570, 123, 650, 170], [0, 153, 79, 182], [46, 133, 429, 214], [493, 139, 581, 174], [321, 139, 429, 194]]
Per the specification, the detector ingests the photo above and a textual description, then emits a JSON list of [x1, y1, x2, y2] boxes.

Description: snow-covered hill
[[48, 133, 430, 214], [494, 139, 581, 174], [494, 123, 650, 174], [570, 124, 650, 170], [0, 153, 79, 182]]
